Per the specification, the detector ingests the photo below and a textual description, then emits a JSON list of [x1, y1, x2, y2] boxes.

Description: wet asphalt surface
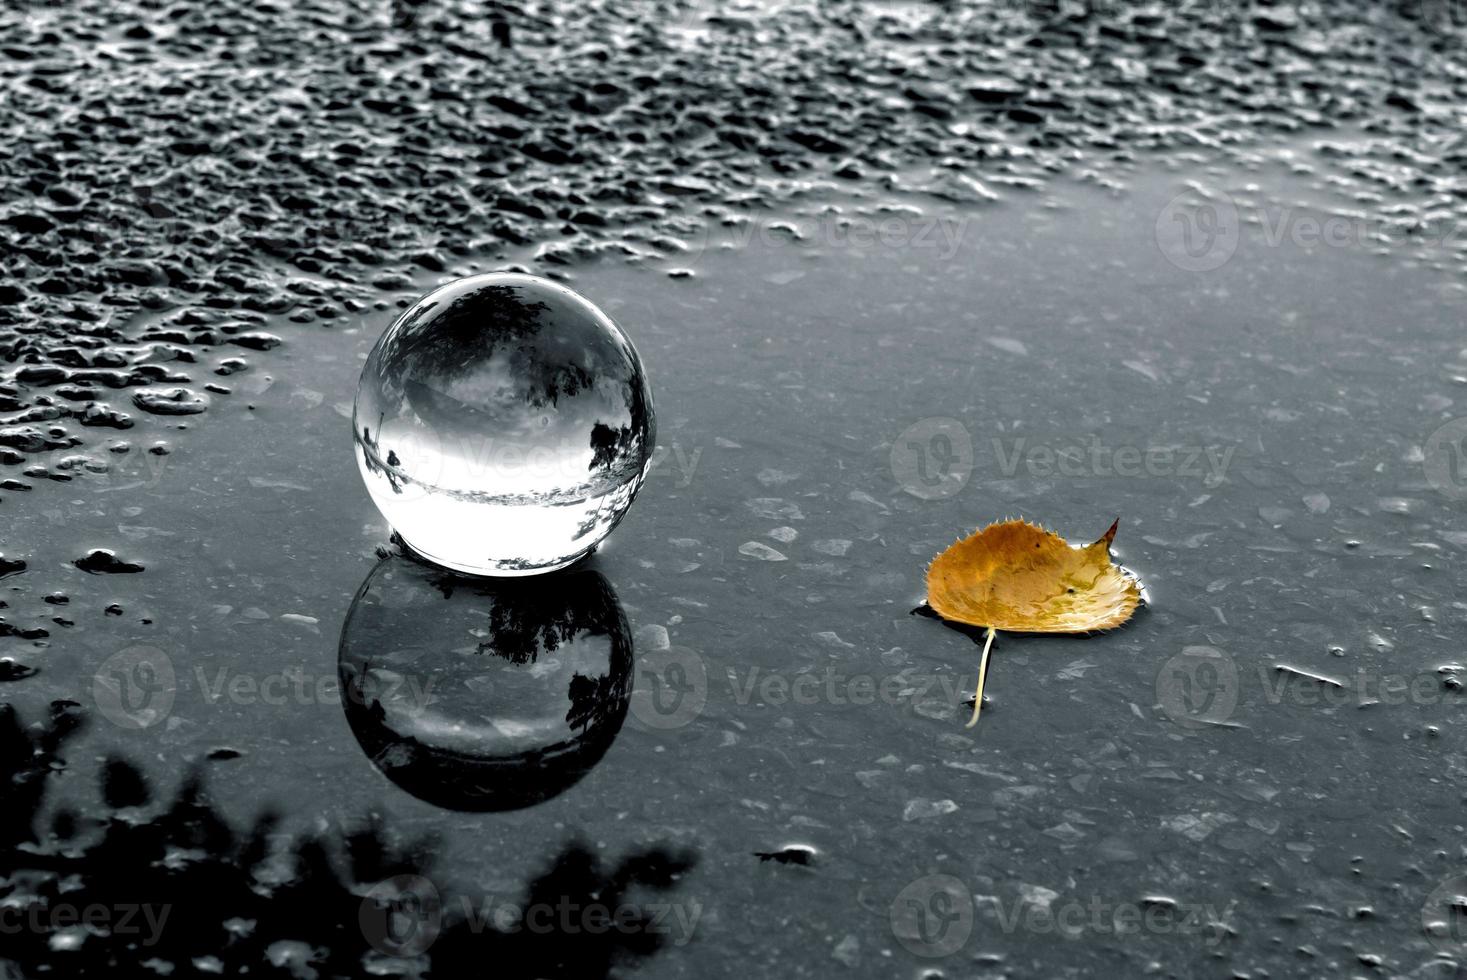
[[6, 1, 1467, 977]]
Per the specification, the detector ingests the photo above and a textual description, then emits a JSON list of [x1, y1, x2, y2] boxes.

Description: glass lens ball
[[353, 273, 655, 576]]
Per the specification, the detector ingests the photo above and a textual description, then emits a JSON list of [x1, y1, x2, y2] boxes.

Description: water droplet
[[354, 274, 655, 576], [754, 844, 817, 866]]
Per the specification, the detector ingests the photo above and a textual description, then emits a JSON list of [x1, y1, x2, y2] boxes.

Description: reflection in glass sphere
[[353, 273, 656, 576], [338, 553, 632, 811]]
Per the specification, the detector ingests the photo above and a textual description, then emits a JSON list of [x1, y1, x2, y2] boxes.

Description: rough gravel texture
[[2, 0, 1465, 479]]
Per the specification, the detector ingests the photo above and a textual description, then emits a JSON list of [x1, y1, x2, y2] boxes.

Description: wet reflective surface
[[8, 44, 1467, 971], [354, 274, 655, 575], [0, 701, 695, 977], [339, 555, 632, 811], [14, 0, 1467, 971], [6, 172, 1467, 974]]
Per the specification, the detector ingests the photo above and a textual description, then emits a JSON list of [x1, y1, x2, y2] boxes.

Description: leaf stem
[[965, 626, 996, 728]]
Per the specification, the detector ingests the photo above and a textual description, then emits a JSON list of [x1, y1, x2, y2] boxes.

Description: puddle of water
[[5, 168, 1467, 974]]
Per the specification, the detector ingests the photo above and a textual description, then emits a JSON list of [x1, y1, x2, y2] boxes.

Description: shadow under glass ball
[[353, 273, 656, 577], [338, 554, 632, 812]]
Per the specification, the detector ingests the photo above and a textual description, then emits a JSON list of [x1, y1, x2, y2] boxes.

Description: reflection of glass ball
[[353, 273, 656, 576], [338, 554, 632, 812]]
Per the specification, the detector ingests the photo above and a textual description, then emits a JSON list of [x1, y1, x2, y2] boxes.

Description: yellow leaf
[[925, 518, 1142, 727], [927, 518, 1140, 633]]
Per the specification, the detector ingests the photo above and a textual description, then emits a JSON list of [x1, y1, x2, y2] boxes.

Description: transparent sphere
[[338, 554, 632, 812], [353, 273, 656, 576]]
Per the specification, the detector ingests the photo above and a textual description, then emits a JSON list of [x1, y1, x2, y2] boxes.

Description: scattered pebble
[[74, 550, 145, 575], [739, 541, 787, 562]]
